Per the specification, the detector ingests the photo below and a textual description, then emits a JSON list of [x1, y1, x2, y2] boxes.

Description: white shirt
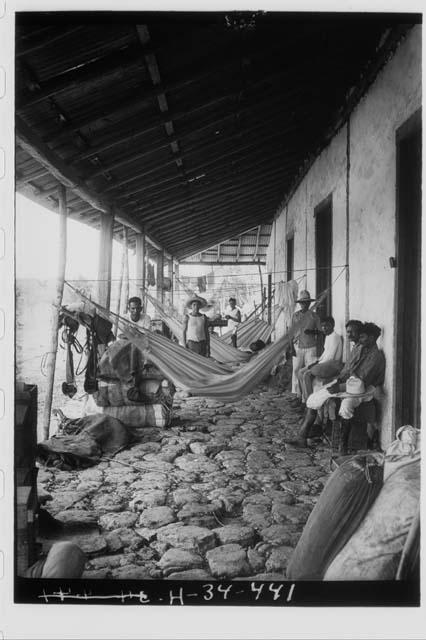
[[225, 305, 241, 334], [318, 331, 343, 363], [125, 312, 151, 331]]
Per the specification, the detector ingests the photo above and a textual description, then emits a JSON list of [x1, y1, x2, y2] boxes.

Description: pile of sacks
[[92, 338, 175, 430], [287, 425, 420, 581]]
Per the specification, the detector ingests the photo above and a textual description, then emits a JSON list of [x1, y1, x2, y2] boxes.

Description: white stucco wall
[[267, 26, 422, 446]]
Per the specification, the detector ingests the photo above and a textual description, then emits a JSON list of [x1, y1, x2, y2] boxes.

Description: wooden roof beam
[[86, 96, 292, 181], [137, 167, 289, 224], [136, 24, 183, 177], [17, 44, 144, 111], [174, 216, 272, 259], [16, 26, 85, 58], [119, 145, 294, 204], [15, 115, 168, 254], [152, 192, 278, 243], [103, 126, 290, 195]]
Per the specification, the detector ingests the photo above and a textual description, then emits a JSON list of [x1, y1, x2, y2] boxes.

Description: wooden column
[[135, 232, 146, 298], [113, 228, 126, 336], [167, 257, 173, 304], [173, 261, 179, 307], [157, 250, 164, 304], [97, 212, 114, 309], [121, 228, 129, 314], [345, 119, 351, 359], [42, 184, 67, 439], [267, 273, 272, 325]]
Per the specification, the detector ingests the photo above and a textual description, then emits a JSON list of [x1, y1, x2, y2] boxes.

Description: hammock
[[144, 290, 251, 364], [65, 282, 329, 403], [220, 314, 273, 348]]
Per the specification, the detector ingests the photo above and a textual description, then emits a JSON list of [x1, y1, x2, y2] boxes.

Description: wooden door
[[395, 110, 422, 429], [315, 195, 332, 319]]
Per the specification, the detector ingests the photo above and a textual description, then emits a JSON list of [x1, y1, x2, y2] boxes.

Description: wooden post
[[121, 227, 129, 314], [113, 227, 126, 336], [42, 184, 67, 439], [257, 260, 264, 320], [135, 232, 145, 298], [267, 273, 272, 325], [157, 250, 164, 304], [173, 260, 179, 308], [97, 211, 114, 309], [345, 119, 351, 360], [142, 233, 146, 305]]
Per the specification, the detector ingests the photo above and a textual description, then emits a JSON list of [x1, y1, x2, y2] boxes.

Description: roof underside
[[15, 12, 417, 260]]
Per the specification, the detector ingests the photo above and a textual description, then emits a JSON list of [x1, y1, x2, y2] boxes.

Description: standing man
[[126, 296, 151, 330], [183, 295, 210, 357], [297, 316, 343, 404], [290, 290, 322, 405], [225, 297, 242, 348]]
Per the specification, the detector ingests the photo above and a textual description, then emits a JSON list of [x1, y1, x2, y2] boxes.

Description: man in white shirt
[[225, 297, 242, 348], [297, 316, 343, 403], [125, 296, 151, 331]]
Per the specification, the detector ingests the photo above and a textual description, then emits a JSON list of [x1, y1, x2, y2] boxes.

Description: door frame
[[393, 108, 422, 433], [314, 193, 333, 318]]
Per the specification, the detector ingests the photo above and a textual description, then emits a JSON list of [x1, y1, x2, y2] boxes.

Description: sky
[[15, 193, 134, 281]]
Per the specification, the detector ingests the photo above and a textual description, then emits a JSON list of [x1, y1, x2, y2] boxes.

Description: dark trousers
[[231, 334, 237, 348], [187, 340, 208, 357]]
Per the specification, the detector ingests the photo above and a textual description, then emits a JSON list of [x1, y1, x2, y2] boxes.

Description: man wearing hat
[[289, 290, 322, 403], [225, 297, 242, 348], [182, 295, 210, 357], [291, 322, 385, 450]]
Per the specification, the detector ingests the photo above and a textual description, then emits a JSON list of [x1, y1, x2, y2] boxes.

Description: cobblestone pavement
[[38, 385, 332, 580]]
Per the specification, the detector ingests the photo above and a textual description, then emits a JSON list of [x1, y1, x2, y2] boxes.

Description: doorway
[[315, 195, 332, 319], [394, 109, 422, 430]]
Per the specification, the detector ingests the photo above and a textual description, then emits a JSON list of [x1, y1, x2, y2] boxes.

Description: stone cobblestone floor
[[38, 384, 332, 580]]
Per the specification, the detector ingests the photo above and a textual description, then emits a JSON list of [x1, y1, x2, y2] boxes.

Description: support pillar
[[135, 232, 146, 299], [173, 261, 179, 308], [156, 250, 164, 304], [97, 211, 114, 309], [267, 273, 272, 325], [42, 184, 67, 439], [167, 257, 173, 305]]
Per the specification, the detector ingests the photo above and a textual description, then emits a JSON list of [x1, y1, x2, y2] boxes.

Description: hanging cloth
[[197, 276, 207, 292], [275, 280, 299, 330], [147, 263, 156, 287]]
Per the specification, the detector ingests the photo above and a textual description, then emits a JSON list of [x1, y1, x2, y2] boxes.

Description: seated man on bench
[[290, 322, 385, 450], [297, 315, 343, 406]]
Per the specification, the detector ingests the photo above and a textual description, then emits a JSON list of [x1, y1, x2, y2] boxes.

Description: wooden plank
[[100, 108, 295, 188], [81, 91, 295, 179], [141, 173, 285, 227], [16, 26, 84, 58], [103, 127, 291, 195], [17, 44, 143, 110], [97, 212, 114, 309], [150, 191, 279, 237], [41, 184, 67, 439], [119, 147, 293, 203], [162, 202, 276, 252]]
